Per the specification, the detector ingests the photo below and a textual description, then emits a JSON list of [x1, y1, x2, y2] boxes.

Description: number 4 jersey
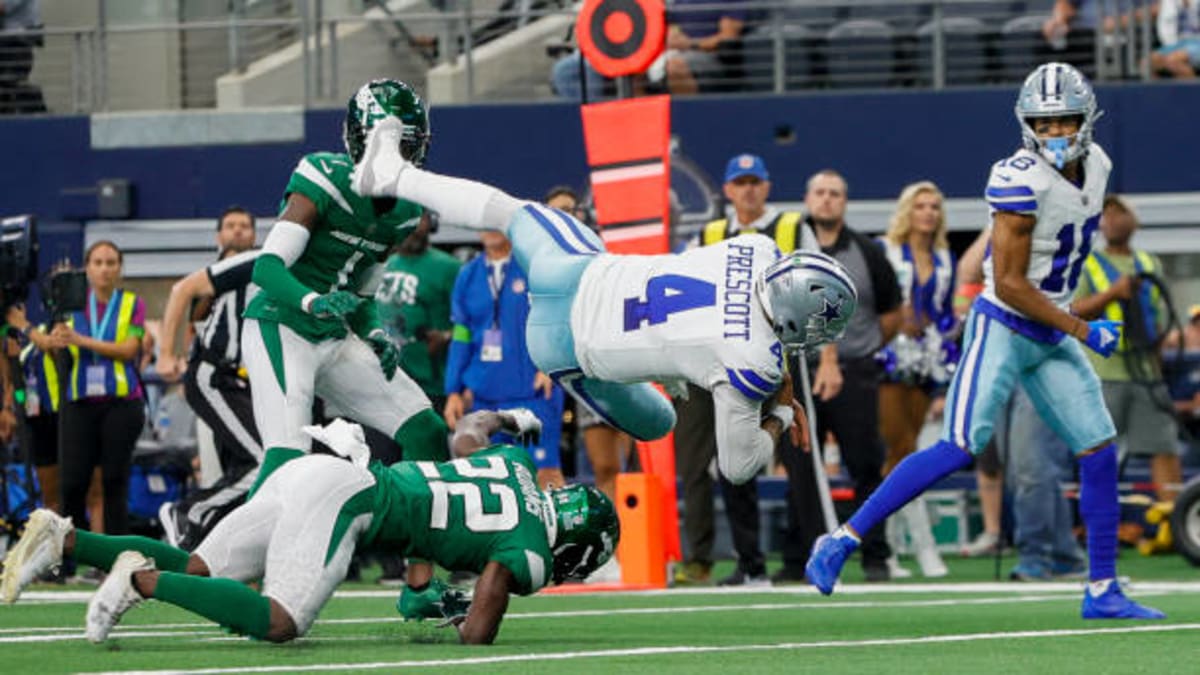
[[570, 234, 786, 401], [982, 145, 1111, 317], [366, 445, 553, 595]]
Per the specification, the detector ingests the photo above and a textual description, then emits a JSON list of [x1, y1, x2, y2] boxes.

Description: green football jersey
[[367, 445, 553, 595], [375, 248, 462, 397], [244, 152, 424, 341]]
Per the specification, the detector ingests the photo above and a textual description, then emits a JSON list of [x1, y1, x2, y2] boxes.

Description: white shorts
[[242, 318, 431, 451], [193, 454, 376, 635]]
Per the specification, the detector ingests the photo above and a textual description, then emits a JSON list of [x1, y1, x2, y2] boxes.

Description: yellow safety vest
[[1082, 250, 1159, 351], [702, 211, 803, 253]]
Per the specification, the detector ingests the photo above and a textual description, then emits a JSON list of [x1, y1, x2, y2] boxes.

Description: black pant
[[59, 397, 145, 535], [176, 358, 263, 548], [674, 384, 765, 574], [781, 356, 889, 571]]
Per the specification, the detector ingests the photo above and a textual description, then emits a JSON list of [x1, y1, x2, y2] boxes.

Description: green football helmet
[[343, 79, 431, 166], [546, 484, 620, 583]]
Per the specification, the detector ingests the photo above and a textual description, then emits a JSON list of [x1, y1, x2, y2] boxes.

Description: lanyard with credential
[[487, 261, 506, 329], [88, 289, 119, 364]]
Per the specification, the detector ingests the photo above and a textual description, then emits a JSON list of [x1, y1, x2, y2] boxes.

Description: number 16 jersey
[[982, 145, 1111, 318], [570, 234, 785, 402]]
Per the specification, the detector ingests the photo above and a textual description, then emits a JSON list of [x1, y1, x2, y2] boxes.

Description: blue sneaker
[[1009, 560, 1053, 582], [806, 533, 858, 595], [1080, 582, 1166, 620]]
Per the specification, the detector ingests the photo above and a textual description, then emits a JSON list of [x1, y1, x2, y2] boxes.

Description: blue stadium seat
[[826, 19, 898, 89], [915, 17, 990, 86], [740, 24, 822, 92]]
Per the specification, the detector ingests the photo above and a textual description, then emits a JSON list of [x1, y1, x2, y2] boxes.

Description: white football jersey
[[570, 234, 785, 403], [982, 144, 1111, 316]]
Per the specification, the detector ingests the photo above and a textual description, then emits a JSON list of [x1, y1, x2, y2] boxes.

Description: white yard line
[[20, 579, 1200, 606], [0, 592, 1168, 644], [88, 623, 1200, 675]]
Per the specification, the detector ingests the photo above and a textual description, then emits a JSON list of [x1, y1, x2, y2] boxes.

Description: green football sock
[[393, 409, 449, 462], [152, 572, 272, 640], [72, 531, 190, 573], [246, 447, 305, 499]]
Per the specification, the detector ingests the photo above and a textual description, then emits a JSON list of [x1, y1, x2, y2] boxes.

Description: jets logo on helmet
[[1014, 62, 1102, 169], [756, 250, 858, 352], [344, 79, 431, 166], [544, 484, 620, 583]]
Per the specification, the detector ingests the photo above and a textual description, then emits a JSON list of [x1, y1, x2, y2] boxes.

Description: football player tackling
[[2, 409, 618, 645], [351, 119, 859, 486], [806, 63, 1163, 620]]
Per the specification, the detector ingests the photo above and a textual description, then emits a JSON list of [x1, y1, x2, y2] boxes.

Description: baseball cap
[[724, 154, 769, 182]]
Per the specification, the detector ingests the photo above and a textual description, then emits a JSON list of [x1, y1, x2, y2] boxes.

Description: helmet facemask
[[545, 484, 619, 583], [1014, 63, 1101, 170]]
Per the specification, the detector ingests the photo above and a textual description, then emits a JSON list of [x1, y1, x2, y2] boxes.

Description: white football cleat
[[1, 509, 72, 604], [85, 551, 155, 643], [350, 116, 410, 198]]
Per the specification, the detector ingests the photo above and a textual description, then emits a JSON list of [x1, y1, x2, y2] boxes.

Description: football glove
[[365, 329, 401, 380], [306, 291, 364, 320], [397, 578, 472, 622], [500, 407, 542, 447], [1082, 319, 1122, 358]]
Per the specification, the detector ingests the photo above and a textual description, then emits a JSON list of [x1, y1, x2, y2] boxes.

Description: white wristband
[[301, 292, 320, 314], [770, 405, 794, 432]]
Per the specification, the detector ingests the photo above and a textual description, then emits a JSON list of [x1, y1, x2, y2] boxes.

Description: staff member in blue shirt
[[443, 230, 565, 489]]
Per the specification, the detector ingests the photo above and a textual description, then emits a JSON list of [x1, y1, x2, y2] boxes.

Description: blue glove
[[308, 291, 364, 319], [365, 329, 401, 380], [1082, 319, 1122, 358]]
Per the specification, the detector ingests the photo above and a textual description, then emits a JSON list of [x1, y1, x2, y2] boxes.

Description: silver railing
[[0, 0, 1164, 115]]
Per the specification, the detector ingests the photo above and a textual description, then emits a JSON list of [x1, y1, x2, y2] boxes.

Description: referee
[[156, 206, 262, 550]]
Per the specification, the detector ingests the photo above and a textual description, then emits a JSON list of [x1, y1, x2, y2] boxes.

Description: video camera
[[0, 214, 38, 316], [0, 214, 88, 324]]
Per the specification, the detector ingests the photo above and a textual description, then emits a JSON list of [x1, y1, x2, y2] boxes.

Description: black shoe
[[717, 568, 771, 587], [863, 564, 890, 583], [769, 566, 807, 585]]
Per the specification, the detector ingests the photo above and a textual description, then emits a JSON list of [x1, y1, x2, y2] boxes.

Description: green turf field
[[1, 553, 1196, 674]]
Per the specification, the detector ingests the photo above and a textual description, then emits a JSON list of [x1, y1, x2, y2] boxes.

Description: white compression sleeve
[[261, 220, 311, 266], [712, 384, 775, 485], [394, 166, 526, 232]]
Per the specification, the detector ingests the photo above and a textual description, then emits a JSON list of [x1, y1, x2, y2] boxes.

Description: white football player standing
[[350, 119, 863, 485], [806, 63, 1164, 620]]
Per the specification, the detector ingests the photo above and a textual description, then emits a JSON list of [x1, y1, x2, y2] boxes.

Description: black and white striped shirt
[[193, 250, 260, 366]]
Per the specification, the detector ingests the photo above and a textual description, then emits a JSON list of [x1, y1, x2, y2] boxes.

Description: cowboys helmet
[[755, 250, 858, 352], [1014, 62, 1101, 169], [344, 79, 431, 166], [546, 484, 619, 583]]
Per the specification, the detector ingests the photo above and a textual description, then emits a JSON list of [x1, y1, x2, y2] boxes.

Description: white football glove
[[302, 418, 371, 468], [350, 116, 410, 198], [501, 408, 542, 446]]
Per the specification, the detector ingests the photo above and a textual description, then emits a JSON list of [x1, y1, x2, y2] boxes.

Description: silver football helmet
[[1014, 62, 1101, 169], [755, 251, 858, 352]]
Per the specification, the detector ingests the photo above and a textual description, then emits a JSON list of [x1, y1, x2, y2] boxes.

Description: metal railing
[[0, 0, 1164, 115]]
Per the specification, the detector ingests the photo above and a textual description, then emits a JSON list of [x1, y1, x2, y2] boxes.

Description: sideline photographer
[[1072, 195, 1183, 503]]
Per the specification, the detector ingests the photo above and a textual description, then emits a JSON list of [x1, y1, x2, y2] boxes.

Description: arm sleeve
[[348, 299, 383, 338], [207, 250, 260, 296], [985, 160, 1040, 216], [712, 383, 774, 485], [252, 221, 317, 311]]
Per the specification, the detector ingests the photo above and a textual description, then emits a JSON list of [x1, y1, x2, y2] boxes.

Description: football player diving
[[351, 117, 859, 487], [1, 409, 618, 645], [805, 63, 1164, 619]]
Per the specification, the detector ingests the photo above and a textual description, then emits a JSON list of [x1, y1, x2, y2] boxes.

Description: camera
[[0, 214, 38, 316]]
